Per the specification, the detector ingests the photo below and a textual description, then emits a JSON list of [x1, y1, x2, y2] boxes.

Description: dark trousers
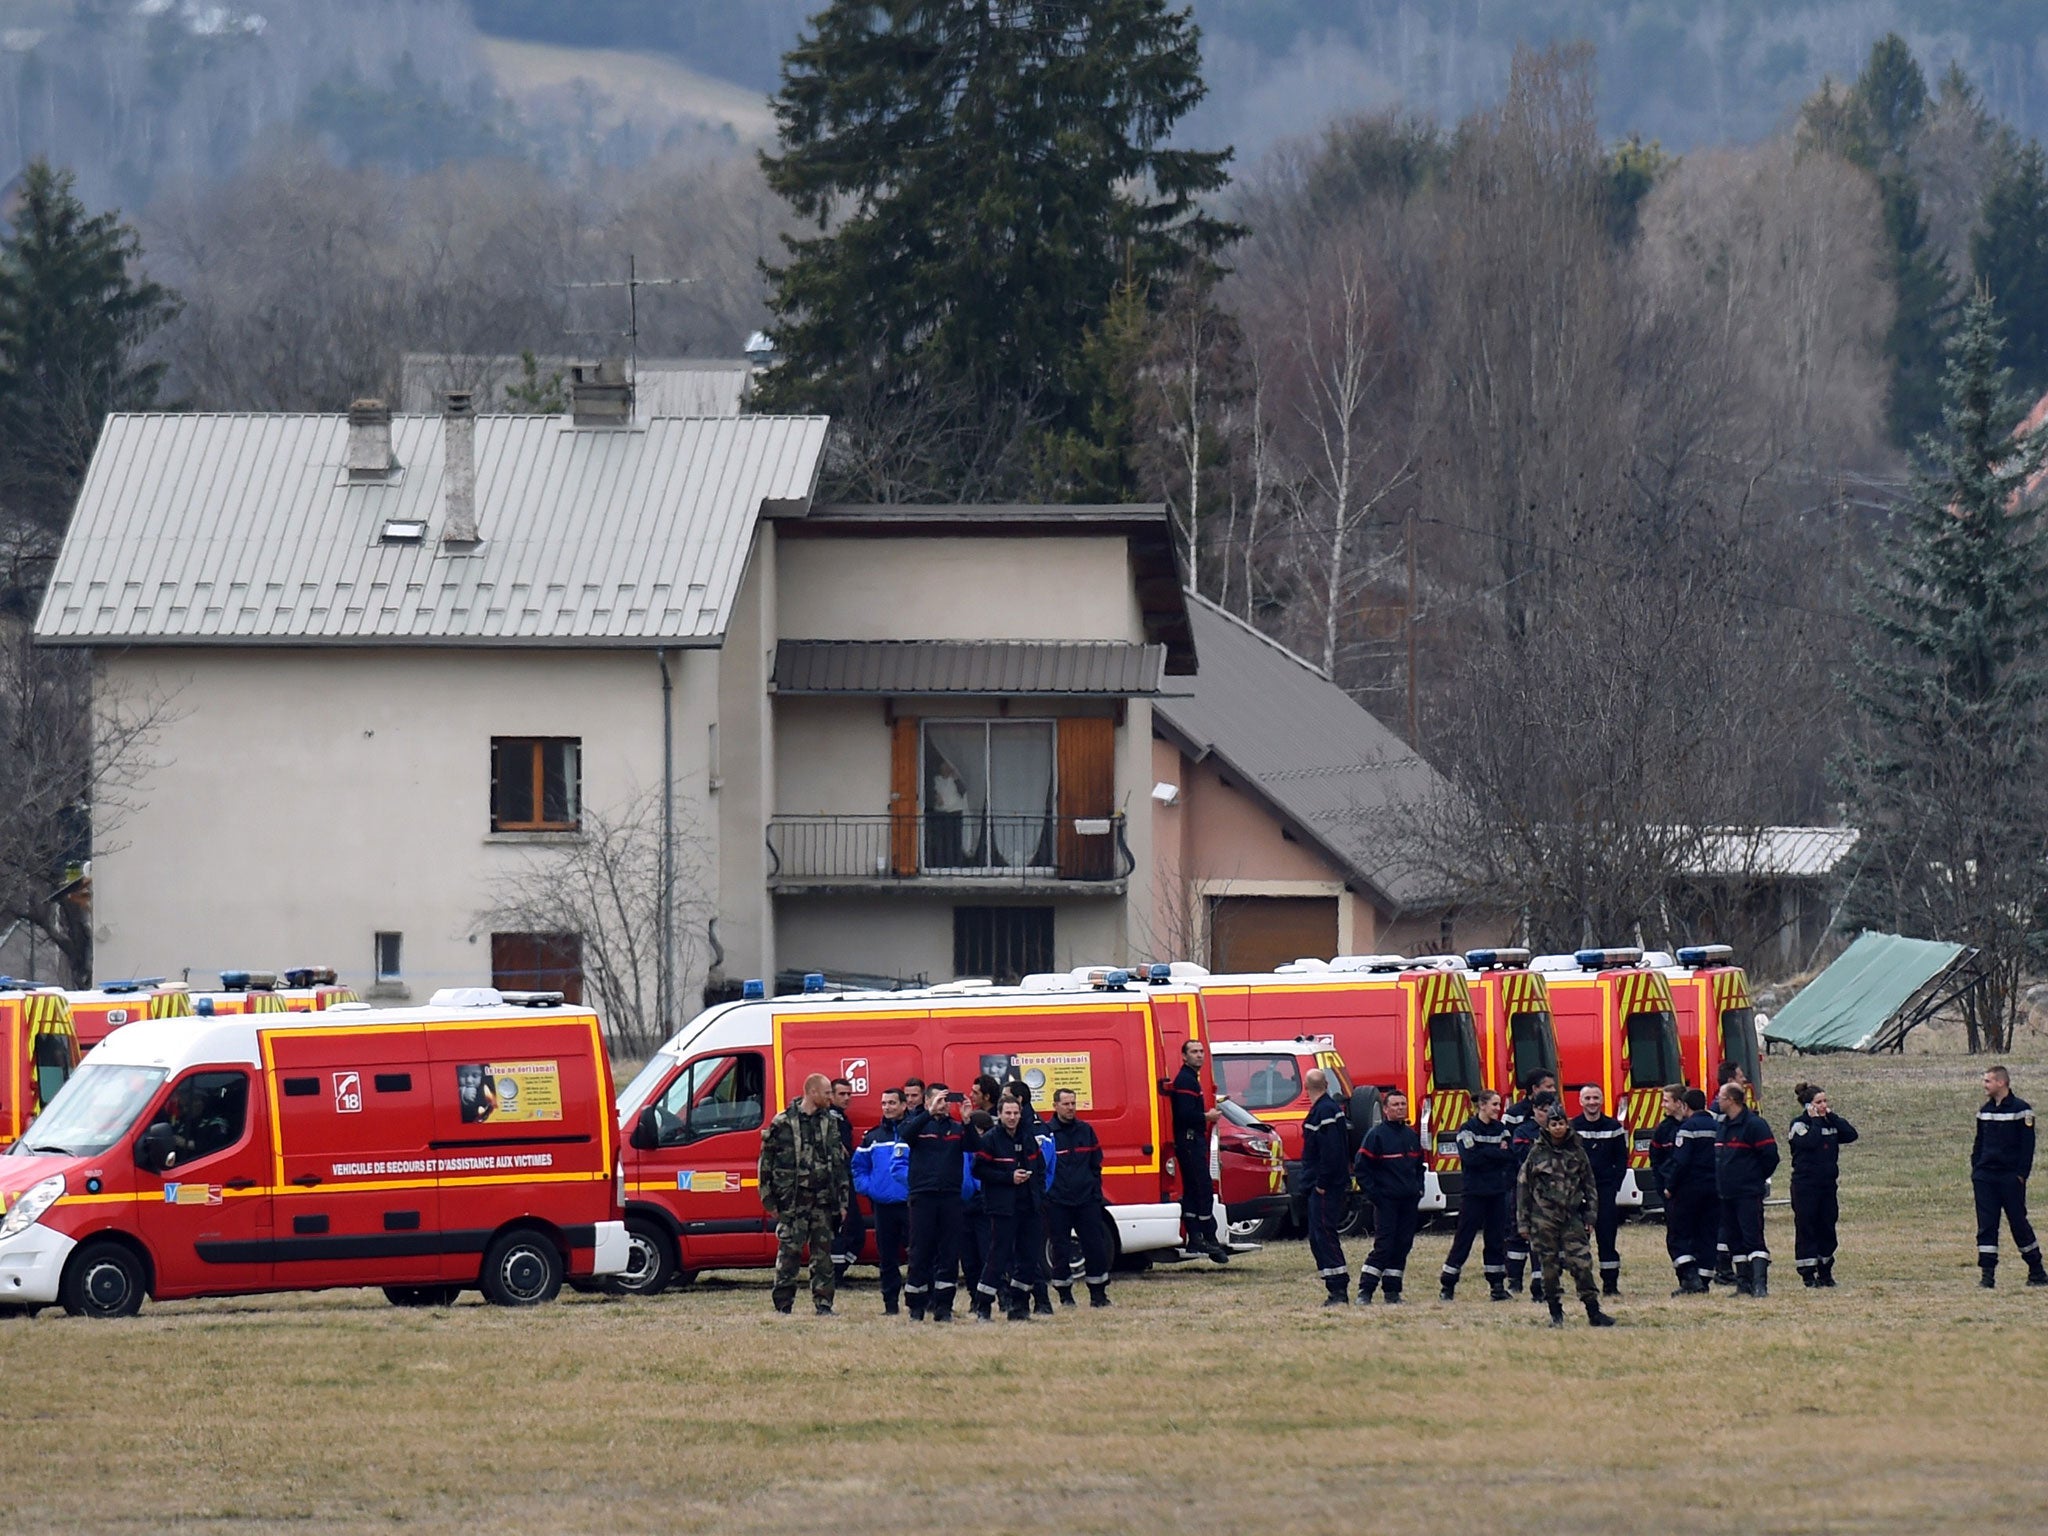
[[957, 1201, 990, 1291], [1791, 1180, 1838, 1271], [906, 1195, 962, 1314], [1046, 1199, 1112, 1287], [1179, 1139, 1218, 1246], [1974, 1172, 2040, 1267], [1306, 1187, 1348, 1289], [1591, 1183, 1622, 1278], [978, 1210, 1040, 1298], [1719, 1192, 1767, 1269], [1442, 1189, 1507, 1281], [1362, 1195, 1420, 1284], [872, 1201, 909, 1305], [1666, 1185, 1717, 1275], [831, 1194, 867, 1270]]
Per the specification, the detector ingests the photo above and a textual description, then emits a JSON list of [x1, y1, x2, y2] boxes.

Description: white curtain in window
[[924, 723, 987, 866], [988, 723, 1055, 868]]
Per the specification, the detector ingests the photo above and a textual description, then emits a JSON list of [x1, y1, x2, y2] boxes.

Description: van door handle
[[226, 1179, 256, 1190], [292, 1175, 321, 1187]]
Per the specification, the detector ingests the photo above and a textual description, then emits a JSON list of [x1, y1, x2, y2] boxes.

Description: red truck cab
[[1, 984, 77, 1149]]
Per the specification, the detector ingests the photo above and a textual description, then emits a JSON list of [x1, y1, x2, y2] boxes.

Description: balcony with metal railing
[[766, 812, 1132, 893]]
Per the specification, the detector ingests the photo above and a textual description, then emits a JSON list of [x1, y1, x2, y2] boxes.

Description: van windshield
[[1428, 1011, 1484, 1092], [1625, 1011, 1685, 1088], [11, 1063, 168, 1158], [1508, 1011, 1559, 1083], [615, 1054, 676, 1122], [1217, 1055, 1303, 1112], [1721, 1006, 1761, 1086]]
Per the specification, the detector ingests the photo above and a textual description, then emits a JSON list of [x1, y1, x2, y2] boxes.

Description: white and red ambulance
[[0, 993, 625, 1316]]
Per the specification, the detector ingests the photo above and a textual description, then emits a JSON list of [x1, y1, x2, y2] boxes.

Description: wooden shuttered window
[[1056, 716, 1116, 880], [889, 716, 920, 875]]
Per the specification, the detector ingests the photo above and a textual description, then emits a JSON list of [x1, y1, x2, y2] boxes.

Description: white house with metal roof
[[35, 380, 1194, 1033]]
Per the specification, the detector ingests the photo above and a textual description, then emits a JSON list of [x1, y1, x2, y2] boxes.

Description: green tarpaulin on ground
[[1762, 931, 1966, 1052]]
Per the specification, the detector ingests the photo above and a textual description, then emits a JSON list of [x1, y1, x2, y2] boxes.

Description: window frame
[[655, 1052, 766, 1145], [374, 931, 403, 982], [919, 718, 1058, 874], [490, 736, 582, 833]]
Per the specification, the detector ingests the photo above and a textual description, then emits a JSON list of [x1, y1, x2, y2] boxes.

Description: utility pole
[[1406, 505, 1419, 745]]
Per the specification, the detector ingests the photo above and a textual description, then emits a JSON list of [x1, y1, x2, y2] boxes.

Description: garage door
[[1207, 896, 1339, 975]]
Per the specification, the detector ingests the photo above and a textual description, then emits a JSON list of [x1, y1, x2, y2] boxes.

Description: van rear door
[[268, 1023, 439, 1286]]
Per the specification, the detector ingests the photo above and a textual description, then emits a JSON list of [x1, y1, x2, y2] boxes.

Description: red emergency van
[[1215, 1097, 1289, 1241], [2, 984, 77, 1148], [1658, 946, 1762, 1097], [1191, 961, 1485, 1217], [0, 995, 625, 1317], [1533, 948, 1687, 1206], [610, 973, 1201, 1295], [68, 981, 193, 1053], [1209, 1036, 1351, 1236]]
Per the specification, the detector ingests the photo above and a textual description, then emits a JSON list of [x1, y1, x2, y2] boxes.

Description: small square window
[[491, 737, 581, 831], [375, 932, 403, 981]]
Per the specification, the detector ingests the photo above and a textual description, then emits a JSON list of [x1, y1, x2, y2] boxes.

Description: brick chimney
[[569, 358, 633, 427], [345, 399, 395, 481], [441, 390, 479, 546]]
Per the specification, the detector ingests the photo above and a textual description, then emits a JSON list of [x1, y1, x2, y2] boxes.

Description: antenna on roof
[[561, 254, 697, 402]]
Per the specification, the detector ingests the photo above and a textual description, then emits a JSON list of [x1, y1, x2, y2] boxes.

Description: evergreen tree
[[1838, 290, 2048, 1053], [1973, 141, 2048, 400], [0, 160, 179, 532], [756, 0, 1235, 500]]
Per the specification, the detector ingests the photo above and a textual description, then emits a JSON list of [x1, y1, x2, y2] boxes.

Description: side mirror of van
[[629, 1106, 662, 1151], [135, 1122, 176, 1173]]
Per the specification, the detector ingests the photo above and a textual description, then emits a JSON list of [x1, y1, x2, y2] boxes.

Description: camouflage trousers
[[772, 1204, 840, 1309], [1528, 1218, 1599, 1305]]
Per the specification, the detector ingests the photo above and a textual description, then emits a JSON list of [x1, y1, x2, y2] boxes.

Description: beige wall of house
[[777, 535, 1146, 643], [717, 534, 778, 987], [773, 894, 1129, 986], [93, 645, 721, 1003]]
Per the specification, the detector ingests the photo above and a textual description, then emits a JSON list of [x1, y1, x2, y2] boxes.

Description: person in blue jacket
[[852, 1086, 913, 1315], [1662, 1087, 1720, 1295], [1354, 1088, 1425, 1304], [1715, 1082, 1780, 1298], [1300, 1068, 1353, 1307], [1971, 1064, 2044, 1288], [901, 1083, 976, 1322], [1439, 1089, 1514, 1302]]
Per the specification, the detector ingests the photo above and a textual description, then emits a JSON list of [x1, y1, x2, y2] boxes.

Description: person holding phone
[[1788, 1082, 1858, 1289], [901, 1082, 976, 1321], [971, 1097, 1046, 1321]]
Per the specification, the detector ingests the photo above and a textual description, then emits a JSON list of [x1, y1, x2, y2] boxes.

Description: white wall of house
[[773, 894, 1129, 986], [93, 645, 720, 1004]]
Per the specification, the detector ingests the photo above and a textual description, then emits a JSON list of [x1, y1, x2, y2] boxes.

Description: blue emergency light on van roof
[[1675, 944, 1735, 969], [803, 972, 826, 993], [1464, 948, 1532, 971], [195, 997, 215, 1016], [1575, 947, 1645, 970], [1147, 963, 1173, 982], [742, 978, 766, 1000], [101, 978, 163, 994]]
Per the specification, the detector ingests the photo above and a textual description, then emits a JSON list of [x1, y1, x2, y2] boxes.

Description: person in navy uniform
[[1300, 1068, 1353, 1306], [1662, 1087, 1719, 1295], [1354, 1088, 1424, 1304], [1972, 1065, 2045, 1288], [1787, 1081, 1859, 1289], [1714, 1082, 1779, 1297], [1439, 1089, 1513, 1301], [1044, 1087, 1113, 1308], [1502, 1068, 1556, 1294], [1570, 1084, 1630, 1297], [901, 1083, 975, 1322], [1171, 1040, 1231, 1262], [971, 1096, 1046, 1322]]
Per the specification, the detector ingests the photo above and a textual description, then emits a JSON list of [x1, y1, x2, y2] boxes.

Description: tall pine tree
[[1838, 290, 2048, 1052], [1974, 140, 2048, 401], [756, 0, 1235, 500], [0, 160, 179, 533]]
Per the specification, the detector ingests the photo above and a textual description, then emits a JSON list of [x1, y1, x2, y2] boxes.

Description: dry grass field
[[8, 1044, 2048, 1535]]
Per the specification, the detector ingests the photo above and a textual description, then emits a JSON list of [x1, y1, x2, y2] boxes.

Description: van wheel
[[383, 1285, 462, 1308], [60, 1239, 145, 1319], [605, 1217, 677, 1297], [1337, 1191, 1374, 1239], [480, 1231, 564, 1307]]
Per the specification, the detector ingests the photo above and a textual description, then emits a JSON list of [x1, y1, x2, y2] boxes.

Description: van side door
[[635, 1051, 771, 1268], [135, 1066, 273, 1298]]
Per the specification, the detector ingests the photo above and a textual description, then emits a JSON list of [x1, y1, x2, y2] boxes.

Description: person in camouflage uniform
[[1515, 1094, 1617, 1329], [759, 1072, 853, 1315]]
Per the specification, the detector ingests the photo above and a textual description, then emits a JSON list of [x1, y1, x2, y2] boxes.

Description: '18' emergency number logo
[[333, 1071, 363, 1114], [841, 1058, 869, 1095]]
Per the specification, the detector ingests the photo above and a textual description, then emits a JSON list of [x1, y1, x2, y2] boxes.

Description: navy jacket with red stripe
[[1714, 1107, 1779, 1199], [1355, 1119, 1425, 1204]]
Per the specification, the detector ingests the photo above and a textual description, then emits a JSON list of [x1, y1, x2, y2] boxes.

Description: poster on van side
[[978, 1051, 1094, 1111], [453, 1061, 563, 1124]]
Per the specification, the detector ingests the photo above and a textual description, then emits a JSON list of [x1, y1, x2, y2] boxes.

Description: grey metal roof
[[1152, 594, 1452, 910], [772, 640, 1165, 696], [399, 354, 753, 419], [36, 412, 827, 647], [1679, 826, 1860, 881]]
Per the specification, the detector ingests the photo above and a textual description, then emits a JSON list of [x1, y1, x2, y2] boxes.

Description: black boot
[[908, 1298, 926, 1321], [1383, 1276, 1404, 1305], [1981, 1261, 1998, 1290], [1585, 1297, 1616, 1328], [884, 1295, 901, 1316], [1439, 1270, 1459, 1302], [1671, 1267, 1694, 1298], [773, 1295, 794, 1315], [1750, 1258, 1769, 1298], [1032, 1284, 1054, 1315], [1087, 1283, 1111, 1308], [1818, 1259, 1837, 1288], [1800, 1265, 1816, 1287], [1356, 1271, 1378, 1305], [1489, 1276, 1511, 1302], [1601, 1271, 1619, 1298], [1547, 1297, 1565, 1328], [1055, 1285, 1076, 1308], [1204, 1232, 1233, 1263], [931, 1290, 955, 1322], [1714, 1252, 1737, 1287], [1505, 1257, 1525, 1294], [1007, 1289, 1031, 1321], [1734, 1261, 1754, 1297], [1323, 1278, 1351, 1308], [815, 1299, 835, 1316], [971, 1292, 994, 1323], [1530, 1273, 1546, 1303], [2027, 1254, 2048, 1287]]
